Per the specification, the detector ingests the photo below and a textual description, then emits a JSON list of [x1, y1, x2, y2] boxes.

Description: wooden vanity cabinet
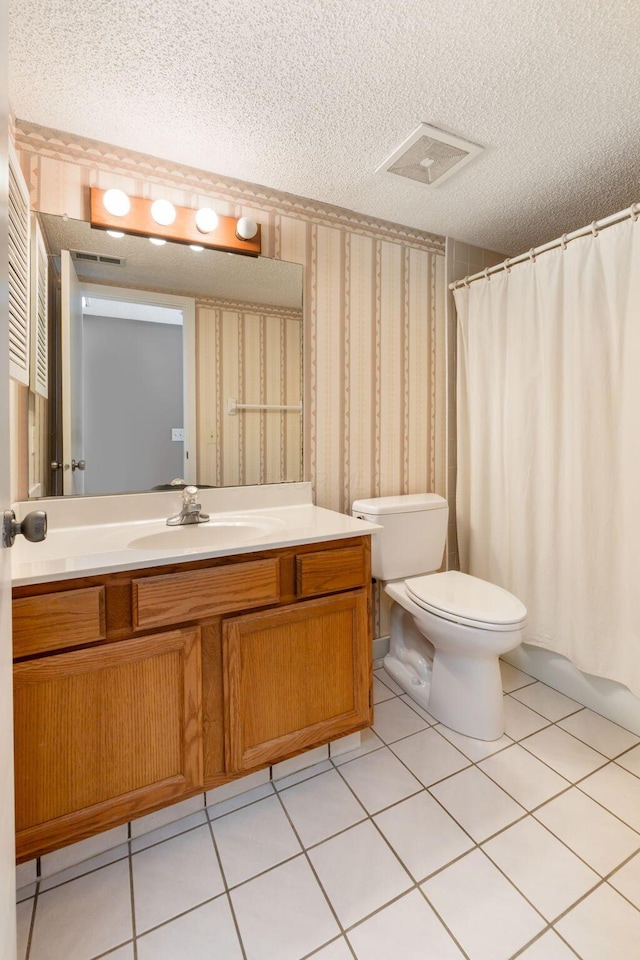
[[12, 536, 372, 861]]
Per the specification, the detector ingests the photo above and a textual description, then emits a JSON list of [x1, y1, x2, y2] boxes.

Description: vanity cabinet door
[[224, 590, 371, 772], [14, 627, 202, 861]]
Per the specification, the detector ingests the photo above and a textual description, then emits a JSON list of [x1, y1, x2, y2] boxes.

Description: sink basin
[[128, 517, 283, 551]]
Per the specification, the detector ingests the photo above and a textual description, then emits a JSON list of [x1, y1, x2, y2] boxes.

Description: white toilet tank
[[352, 493, 449, 581]]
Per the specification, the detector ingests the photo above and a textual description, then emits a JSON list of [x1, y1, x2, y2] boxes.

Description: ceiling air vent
[[377, 123, 483, 189], [71, 250, 127, 267]]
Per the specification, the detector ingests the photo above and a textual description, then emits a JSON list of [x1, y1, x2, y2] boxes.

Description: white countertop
[[12, 483, 380, 586]]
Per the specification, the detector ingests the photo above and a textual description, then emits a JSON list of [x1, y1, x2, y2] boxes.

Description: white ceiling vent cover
[[377, 123, 483, 189]]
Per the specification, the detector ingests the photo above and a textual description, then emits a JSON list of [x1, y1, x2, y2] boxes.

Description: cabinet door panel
[[14, 628, 202, 860], [224, 591, 370, 771]]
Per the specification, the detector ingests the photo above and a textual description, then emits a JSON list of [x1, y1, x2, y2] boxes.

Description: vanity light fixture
[[149, 237, 166, 246], [151, 199, 177, 226], [236, 217, 258, 241], [102, 188, 131, 217], [107, 230, 124, 238], [190, 244, 204, 252], [195, 207, 219, 234], [90, 188, 261, 256]]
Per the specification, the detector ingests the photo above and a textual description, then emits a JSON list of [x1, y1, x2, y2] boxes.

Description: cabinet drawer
[[132, 558, 280, 630], [295, 546, 366, 598], [13, 587, 106, 658]]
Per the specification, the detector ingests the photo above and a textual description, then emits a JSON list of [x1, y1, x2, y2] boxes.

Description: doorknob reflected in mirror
[[71, 460, 86, 471], [50, 461, 66, 471]]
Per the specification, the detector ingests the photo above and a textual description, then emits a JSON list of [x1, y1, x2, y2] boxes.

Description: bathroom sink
[[128, 516, 283, 551]]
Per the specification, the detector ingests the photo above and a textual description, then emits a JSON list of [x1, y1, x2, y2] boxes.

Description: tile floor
[[16, 662, 640, 960]]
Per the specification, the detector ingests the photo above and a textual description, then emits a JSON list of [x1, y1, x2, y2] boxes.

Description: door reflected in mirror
[[36, 214, 304, 498]]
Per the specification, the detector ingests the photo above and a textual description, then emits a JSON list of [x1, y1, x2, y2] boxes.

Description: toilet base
[[384, 650, 505, 741]]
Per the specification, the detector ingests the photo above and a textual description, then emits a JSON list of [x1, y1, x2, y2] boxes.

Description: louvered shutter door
[[30, 216, 48, 398], [8, 144, 30, 385]]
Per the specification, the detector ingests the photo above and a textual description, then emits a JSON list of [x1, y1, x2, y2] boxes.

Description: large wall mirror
[[32, 213, 304, 498]]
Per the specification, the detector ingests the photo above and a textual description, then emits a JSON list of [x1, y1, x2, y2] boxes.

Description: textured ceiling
[[40, 215, 303, 309], [9, 0, 640, 254]]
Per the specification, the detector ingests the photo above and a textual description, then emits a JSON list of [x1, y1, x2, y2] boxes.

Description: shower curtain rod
[[449, 201, 640, 290]]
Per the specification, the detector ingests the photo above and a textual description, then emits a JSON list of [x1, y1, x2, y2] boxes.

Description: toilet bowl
[[352, 494, 526, 741]]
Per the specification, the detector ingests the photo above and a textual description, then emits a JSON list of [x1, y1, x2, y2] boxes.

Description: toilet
[[352, 494, 527, 741]]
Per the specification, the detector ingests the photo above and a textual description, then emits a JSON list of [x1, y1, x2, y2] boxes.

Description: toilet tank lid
[[352, 493, 447, 515]]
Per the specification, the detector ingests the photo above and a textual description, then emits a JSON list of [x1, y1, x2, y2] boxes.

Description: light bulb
[[195, 207, 219, 234], [149, 237, 166, 246], [236, 216, 258, 240], [107, 230, 124, 238], [190, 244, 204, 252], [151, 199, 176, 226], [103, 188, 131, 217]]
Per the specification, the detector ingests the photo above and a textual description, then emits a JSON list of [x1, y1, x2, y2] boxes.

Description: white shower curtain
[[454, 216, 640, 696]]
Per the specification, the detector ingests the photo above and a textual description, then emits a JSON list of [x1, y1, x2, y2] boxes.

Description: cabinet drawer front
[[296, 546, 366, 598], [13, 587, 106, 658], [133, 558, 280, 630]]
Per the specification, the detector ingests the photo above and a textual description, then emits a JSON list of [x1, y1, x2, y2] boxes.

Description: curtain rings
[[560, 235, 568, 251], [484, 268, 491, 282], [529, 248, 536, 263], [504, 258, 511, 273], [631, 203, 639, 223], [591, 221, 599, 238]]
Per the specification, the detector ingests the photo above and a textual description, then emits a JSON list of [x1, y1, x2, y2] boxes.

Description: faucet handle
[[183, 485, 199, 503]]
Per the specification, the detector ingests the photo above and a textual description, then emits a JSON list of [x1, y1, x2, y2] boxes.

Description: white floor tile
[[373, 675, 395, 703], [479, 744, 570, 810], [273, 758, 333, 791], [309, 938, 354, 959], [348, 888, 464, 959], [399, 694, 438, 724], [100, 946, 134, 960], [129, 793, 204, 838], [337, 746, 422, 813], [15, 859, 37, 890], [556, 883, 640, 960], [136, 895, 243, 960], [616, 743, 640, 777], [609, 852, 640, 908], [517, 929, 582, 959], [521, 725, 608, 782], [511, 682, 582, 721], [39, 844, 130, 892], [16, 883, 36, 903], [372, 697, 429, 744], [558, 708, 639, 759], [579, 763, 640, 832], [429, 767, 525, 842], [534, 788, 640, 876], [279, 769, 366, 847], [130, 811, 207, 854], [206, 782, 274, 819], [211, 794, 301, 887], [39, 825, 129, 879], [503, 695, 551, 741], [482, 817, 599, 920], [374, 668, 403, 696], [421, 849, 545, 960], [374, 791, 473, 882], [500, 661, 536, 693], [230, 855, 339, 960], [16, 897, 33, 960], [331, 727, 384, 766], [308, 820, 412, 928], [329, 732, 362, 758], [435, 724, 513, 762], [132, 825, 224, 934], [29, 860, 132, 960], [390, 728, 470, 787]]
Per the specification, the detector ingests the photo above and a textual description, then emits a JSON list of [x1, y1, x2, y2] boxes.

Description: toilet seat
[[405, 570, 527, 631]]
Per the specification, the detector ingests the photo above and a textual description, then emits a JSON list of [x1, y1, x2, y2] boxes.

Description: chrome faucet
[[166, 486, 210, 526]]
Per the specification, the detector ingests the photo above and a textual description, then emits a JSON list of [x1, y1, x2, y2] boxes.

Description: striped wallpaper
[[196, 298, 303, 487]]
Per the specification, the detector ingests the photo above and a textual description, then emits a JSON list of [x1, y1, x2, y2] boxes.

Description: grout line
[[204, 815, 249, 960], [127, 848, 138, 960], [22, 877, 38, 960]]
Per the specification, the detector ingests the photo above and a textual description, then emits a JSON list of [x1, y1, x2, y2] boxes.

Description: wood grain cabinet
[[12, 536, 372, 861]]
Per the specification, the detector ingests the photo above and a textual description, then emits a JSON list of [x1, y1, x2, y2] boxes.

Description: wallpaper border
[[15, 120, 445, 253]]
